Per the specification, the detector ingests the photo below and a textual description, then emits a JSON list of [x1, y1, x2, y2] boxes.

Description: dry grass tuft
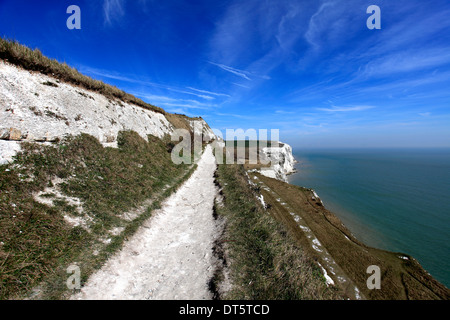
[[0, 131, 193, 299], [255, 173, 450, 300], [213, 164, 342, 300], [0, 38, 166, 114]]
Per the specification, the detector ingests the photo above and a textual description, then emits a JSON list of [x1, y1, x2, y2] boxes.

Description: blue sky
[[1, 0, 450, 148]]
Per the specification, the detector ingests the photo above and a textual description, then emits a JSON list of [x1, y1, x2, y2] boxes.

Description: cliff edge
[[0, 60, 215, 165], [259, 142, 297, 182]]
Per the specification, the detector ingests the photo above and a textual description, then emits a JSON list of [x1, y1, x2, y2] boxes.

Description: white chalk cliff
[[259, 142, 297, 182], [0, 59, 289, 179], [0, 61, 214, 164]]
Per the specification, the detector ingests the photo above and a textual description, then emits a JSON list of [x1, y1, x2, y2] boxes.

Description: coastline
[[250, 167, 450, 299], [284, 148, 450, 292]]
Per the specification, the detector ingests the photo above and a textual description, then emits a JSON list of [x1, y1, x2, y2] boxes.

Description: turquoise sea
[[289, 148, 450, 288]]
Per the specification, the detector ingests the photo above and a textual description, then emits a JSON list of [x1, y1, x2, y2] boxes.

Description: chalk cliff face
[[0, 61, 214, 164], [259, 142, 296, 182], [0, 59, 291, 176], [190, 119, 216, 143]]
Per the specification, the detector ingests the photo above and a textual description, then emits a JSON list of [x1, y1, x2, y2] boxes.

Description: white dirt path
[[71, 145, 218, 300]]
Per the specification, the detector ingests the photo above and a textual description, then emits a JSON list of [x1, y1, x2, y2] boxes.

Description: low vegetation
[[0, 131, 195, 299], [253, 172, 450, 300], [213, 164, 342, 300], [2, 37, 447, 301]]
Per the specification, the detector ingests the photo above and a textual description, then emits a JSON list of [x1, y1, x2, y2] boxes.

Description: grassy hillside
[[0, 132, 196, 299], [212, 164, 343, 300], [0, 38, 215, 299], [0, 37, 219, 300], [2, 37, 447, 301], [250, 171, 450, 300]]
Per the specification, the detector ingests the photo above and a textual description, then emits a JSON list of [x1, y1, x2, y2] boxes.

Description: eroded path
[[72, 145, 218, 300]]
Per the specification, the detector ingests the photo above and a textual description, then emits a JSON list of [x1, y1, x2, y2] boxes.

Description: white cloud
[[230, 82, 251, 89], [160, 103, 214, 110], [78, 65, 164, 87], [304, 1, 356, 51], [362, 48, 450, 78], [78, 66, 219, 101], [275, 110, 295, 114], [186, 87, 231, 98], [132, 92, 218, 110], [208, 62, 252, 80], [317, 105, 375, 112], [131, 93, 177, 103], [215, 112, 254, 120], [166, 88, 215, 100], [103, 0, 125, 25]]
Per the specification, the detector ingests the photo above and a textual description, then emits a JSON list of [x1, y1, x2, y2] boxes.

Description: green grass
[[212, 164, 342, 300], [0, 37, 218, 299], [254, 172, 450, 300], [0, 131, 194, 299]]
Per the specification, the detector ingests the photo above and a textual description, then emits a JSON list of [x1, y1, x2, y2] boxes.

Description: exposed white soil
[[71, 145, 219, 300], [0, 140, 21, 165], [32, 177, 93, 230]]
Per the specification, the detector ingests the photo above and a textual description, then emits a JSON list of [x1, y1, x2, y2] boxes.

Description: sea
[[288, 148, 450, 288]]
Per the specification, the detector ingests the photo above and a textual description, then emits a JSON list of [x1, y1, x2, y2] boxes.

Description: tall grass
[[256, 173, 450, 300], [213, 164, 342, 300], [0, 131, 193, 299]]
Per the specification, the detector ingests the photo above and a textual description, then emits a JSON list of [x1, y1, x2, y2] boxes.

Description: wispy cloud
[[159, 98, 219, 110], [166, 88, 215, 100], [208, 62, 252, 80], [131, 93, 177, 103], [103, 0, 125, 26], [361, 48, 450, 78], [229, 82, 251, 89], [186, 87, 231, 98], [275, 110, 295, 114], [215, 112, 254, 120], [78, 65, 163, 87], [206, 0, 306, 94], [131, 91, 218, 111], [317, 105, 375, 112], [160, 103, 214, 110], [304, 2, 333, 50], [304, 1, 355, 51], [78, 65, 222, 101]]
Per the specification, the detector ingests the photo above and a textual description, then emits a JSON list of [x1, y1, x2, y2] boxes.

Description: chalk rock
[[259, 142, 296, 182]]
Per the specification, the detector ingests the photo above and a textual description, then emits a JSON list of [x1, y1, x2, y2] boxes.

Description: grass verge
[[212, 164, 342, 300], [254, 172, 450, 300], [0, 131, 194, 299]]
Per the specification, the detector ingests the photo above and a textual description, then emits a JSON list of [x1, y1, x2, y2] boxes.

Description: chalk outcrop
[[0, 61, 204, 164], [259, 142, 297, 182], [190, 119, 216, 143]]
